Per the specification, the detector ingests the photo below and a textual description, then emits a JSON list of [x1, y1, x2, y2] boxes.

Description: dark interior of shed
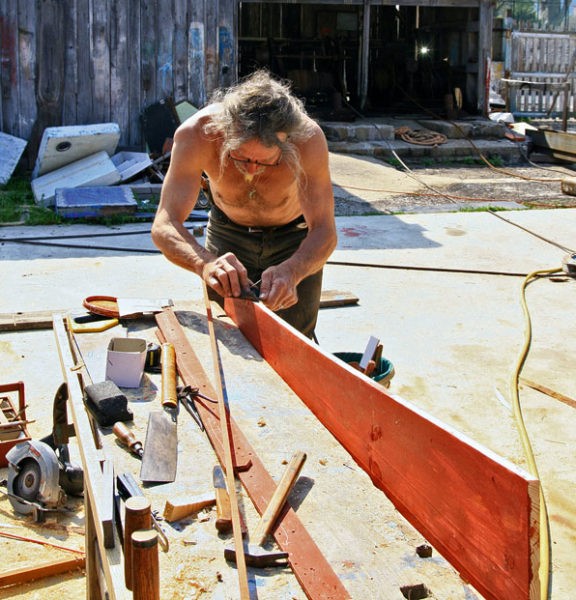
[[238, 3, 480, 121]]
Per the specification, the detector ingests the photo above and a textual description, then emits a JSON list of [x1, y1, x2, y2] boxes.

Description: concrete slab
[[31, 122, 121, 179], [0, 209, 575, 598]]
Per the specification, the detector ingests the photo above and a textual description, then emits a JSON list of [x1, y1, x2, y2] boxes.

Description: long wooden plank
[[0, 556, 86, 587], [223, 298, 541, 600], [52, 314, 128, 600], [201, 284, 250, 600], [155, 309, 350, 600]]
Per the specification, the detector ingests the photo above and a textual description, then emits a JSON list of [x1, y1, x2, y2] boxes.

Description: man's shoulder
[[177, 104, 216, 129], [175, 104, 222, 144]]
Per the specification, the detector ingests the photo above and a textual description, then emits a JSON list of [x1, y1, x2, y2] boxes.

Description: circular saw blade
[[13, 458, 42, 502]]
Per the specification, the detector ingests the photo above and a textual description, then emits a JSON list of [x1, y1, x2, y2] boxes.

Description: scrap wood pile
[[0, 98, 208, 220]]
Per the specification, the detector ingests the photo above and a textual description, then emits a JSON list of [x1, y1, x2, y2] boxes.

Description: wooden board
[[31, 123, 120, 179], [55, 187, 137, 219], [31, 151, 121, 207], [223, 298, 541, 600], [319, 289, 359, 308], [0, 131, 27, 185]]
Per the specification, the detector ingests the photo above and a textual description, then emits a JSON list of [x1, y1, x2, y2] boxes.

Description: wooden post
[[131, 531, 159, 600], [124, 497, 152, 591]]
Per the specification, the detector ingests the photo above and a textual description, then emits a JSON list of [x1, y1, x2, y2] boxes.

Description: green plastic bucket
[[334, 352, 395, 387]]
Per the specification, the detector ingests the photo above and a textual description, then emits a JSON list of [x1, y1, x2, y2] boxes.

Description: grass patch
[[0, 177, 167, 226], [458, 205, 514, 213], [0, 177, 62, 225]]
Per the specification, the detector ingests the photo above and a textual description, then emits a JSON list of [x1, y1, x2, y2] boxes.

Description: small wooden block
[[319, 290, 359, 308], [163, 494, 216, 522]]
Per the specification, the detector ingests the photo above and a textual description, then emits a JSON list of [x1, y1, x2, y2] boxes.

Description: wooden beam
[[0, 310, 60, 331], [223, 298, 540, 600], [0, 556, 85, 588], [52, 314, 128, 600]]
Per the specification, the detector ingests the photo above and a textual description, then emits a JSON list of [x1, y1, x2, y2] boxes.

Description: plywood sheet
[[31, 151, 121, 207], [0, 131, 27, 185], [32, 123, 120, 179]]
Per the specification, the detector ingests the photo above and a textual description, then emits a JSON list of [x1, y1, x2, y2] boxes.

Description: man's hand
[[258, 265, 299, 311], [202, 252, 249, 298]]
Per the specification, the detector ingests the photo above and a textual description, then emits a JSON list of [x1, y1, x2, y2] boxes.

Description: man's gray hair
[[204, 70, 316, 178]]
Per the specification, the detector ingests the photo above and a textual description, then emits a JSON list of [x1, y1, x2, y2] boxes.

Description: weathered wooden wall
[[0, 0, 237, 163]]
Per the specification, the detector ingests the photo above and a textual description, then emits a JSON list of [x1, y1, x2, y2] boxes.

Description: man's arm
[[151, 119, 249, 297], [259, 125, 337, 310]]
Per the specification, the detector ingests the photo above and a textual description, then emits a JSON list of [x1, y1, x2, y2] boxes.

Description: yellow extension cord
[[512, 266, 563, 599]]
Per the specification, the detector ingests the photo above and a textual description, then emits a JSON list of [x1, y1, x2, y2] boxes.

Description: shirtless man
[[151, 70, 337, 338]]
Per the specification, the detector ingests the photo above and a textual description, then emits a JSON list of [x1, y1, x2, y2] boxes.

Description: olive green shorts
[[205, 204, 322, 339]]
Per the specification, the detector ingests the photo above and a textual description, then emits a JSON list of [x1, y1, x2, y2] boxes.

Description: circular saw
[[6, 440, 68, 520]]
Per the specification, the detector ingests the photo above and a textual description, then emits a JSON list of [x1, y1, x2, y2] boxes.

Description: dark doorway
[[238, 3, 480, 119]]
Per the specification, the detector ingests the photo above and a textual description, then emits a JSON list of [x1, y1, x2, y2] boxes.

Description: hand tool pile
[[46, 305, 320, 600]]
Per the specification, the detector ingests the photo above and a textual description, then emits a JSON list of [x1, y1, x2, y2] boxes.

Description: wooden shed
[[0, 0, 493, 159]]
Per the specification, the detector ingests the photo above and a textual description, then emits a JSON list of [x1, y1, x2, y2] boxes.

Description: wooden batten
[[223, 298, 541, 600]]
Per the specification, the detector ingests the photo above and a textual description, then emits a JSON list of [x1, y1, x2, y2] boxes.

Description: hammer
[[224, 451, 306, 568]]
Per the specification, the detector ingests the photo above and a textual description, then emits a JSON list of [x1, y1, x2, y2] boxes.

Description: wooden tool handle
[[215, 485, 233, 533], [113, 421, 137, 449], [131, 530, 160, 600], [160, 343, 178, 409], [252, 451, 307, 546], [124, 497, 152, 591]]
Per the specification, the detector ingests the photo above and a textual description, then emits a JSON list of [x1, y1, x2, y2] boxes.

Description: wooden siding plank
[[110, 1, 130, 140], [16, 1, 35, 140], [62, 0, 79, 128], [205, 1, 218, 97], [141, 0, 158, 106], [91, 0, 111, 122], [157, 1, 175, 99], [223, 297, 541, 600], [0, 1, 19, 135], [218, 0, 237, 88], [188, 15, 207, 107], [173, 0, 190, 102], [127, 3, 142, 148], [75, 0, 93, 123], [28, 0, 66, 162]]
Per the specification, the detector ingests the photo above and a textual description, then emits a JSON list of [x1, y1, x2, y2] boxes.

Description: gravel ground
[[331, 158, 576, 216]]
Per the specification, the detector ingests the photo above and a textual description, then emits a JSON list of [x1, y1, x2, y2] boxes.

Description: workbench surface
[[1, 302, 483, 599]]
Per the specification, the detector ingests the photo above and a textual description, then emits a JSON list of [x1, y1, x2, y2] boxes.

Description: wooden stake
[[521, 377, 576, 410]]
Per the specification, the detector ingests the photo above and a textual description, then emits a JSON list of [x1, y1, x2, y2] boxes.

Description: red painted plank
[[224, 298, 541, 600], [155, 309, 351, 600]]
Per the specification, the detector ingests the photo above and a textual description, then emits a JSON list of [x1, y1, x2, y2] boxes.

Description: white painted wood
[[32, 123, 121, 179], [111, 151, 152, 181], [0, 132, 27, 185], [31, 151, 121, 207]]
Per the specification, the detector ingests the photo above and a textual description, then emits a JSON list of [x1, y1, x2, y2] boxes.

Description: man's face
[[228, 135, 286, 177]]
